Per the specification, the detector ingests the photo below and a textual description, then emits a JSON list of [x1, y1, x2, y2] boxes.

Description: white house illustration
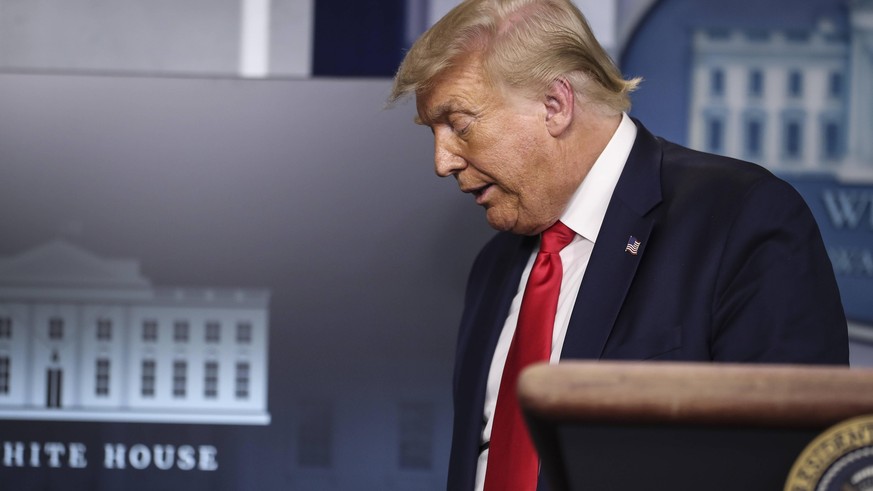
[[688, 0, 873, 178], [0, 240, 270, 425]]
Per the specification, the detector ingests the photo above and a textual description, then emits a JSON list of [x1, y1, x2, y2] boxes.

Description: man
[[388, 1, 849, 490]]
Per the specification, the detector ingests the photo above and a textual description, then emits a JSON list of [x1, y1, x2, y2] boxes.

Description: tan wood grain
[[518, 361, 873, 428]]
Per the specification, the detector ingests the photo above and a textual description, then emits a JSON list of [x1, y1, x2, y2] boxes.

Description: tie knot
[[539, 221, 575, 254]]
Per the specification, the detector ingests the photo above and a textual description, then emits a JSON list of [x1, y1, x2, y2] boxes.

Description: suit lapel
[[561, 119, 663, 360], [456, 236, 534, 388], [467, 237, 536, 368], [453, 233, 535, 478]]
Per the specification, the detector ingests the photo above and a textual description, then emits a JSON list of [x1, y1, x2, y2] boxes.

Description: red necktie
[[484, 221, 576, 491]]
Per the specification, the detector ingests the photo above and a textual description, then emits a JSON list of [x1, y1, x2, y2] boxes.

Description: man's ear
[[544, 77, 574, 137]]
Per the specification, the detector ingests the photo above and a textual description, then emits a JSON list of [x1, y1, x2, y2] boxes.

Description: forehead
[[415, 58, 496, 124]]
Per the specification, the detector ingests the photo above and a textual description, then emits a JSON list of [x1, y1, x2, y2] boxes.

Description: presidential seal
[[785, 415, 873, 491]]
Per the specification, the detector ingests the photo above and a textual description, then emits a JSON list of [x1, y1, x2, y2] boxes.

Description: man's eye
[[448, 115, 472, 136]]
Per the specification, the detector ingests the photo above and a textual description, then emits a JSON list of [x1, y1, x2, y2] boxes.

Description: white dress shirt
[[474, 113, 637, 491]]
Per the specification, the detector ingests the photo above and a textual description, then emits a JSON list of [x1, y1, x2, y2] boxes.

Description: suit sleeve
[[710, 176, 849, 364]]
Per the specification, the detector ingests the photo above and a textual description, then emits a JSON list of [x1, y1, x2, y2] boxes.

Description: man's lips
[[462, 183, 493, 205]]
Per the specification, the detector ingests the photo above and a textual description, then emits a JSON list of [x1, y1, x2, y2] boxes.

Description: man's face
[[415, 57, 573, 236]]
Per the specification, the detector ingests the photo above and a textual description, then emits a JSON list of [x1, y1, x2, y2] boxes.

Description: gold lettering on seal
[[784, 416, 873, 491]]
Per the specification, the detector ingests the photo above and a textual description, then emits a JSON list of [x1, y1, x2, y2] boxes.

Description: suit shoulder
[[660, 139, 772, 181], [657, 139, 800, 203]]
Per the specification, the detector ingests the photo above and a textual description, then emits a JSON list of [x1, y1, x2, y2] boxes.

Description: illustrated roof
[[0, 239, 151, 289]]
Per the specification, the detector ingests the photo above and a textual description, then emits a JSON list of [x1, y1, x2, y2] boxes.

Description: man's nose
[[433, 130, 466, 177]]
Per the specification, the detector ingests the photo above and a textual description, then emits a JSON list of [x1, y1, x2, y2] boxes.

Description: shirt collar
[[560, 112, 637, 243]]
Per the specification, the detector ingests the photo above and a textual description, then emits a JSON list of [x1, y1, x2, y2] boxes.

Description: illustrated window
[[141, 360, 156, 397], [96, 358, 110, 396], [204, 361, 219, 398]]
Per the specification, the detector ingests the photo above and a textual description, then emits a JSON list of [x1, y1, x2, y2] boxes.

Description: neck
[[562, 107, 622, 190]]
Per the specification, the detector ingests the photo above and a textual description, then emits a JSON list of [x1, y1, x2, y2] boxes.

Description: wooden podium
[[518, 361, 873, 491]]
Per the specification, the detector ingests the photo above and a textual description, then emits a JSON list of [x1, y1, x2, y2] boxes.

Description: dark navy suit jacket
[[446, 120, 849, 491]]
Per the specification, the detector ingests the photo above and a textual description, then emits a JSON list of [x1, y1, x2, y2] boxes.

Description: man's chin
[[485, 211, 540, 236], [484, 210, 515, 233]]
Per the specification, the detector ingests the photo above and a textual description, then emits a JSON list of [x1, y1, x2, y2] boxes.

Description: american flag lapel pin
[[624, 236, 641, 255]]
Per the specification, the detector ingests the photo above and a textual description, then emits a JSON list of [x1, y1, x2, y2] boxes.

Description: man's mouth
[[470, 184, 492, 204]]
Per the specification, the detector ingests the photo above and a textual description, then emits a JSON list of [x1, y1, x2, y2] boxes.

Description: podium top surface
[[518, 361, 873, 428]]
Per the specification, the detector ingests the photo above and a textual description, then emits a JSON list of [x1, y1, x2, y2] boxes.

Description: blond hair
[[389, 0, 640, 113]]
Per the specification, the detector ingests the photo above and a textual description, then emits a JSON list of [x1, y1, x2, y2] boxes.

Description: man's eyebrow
[[415, 101, 473, 126]]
